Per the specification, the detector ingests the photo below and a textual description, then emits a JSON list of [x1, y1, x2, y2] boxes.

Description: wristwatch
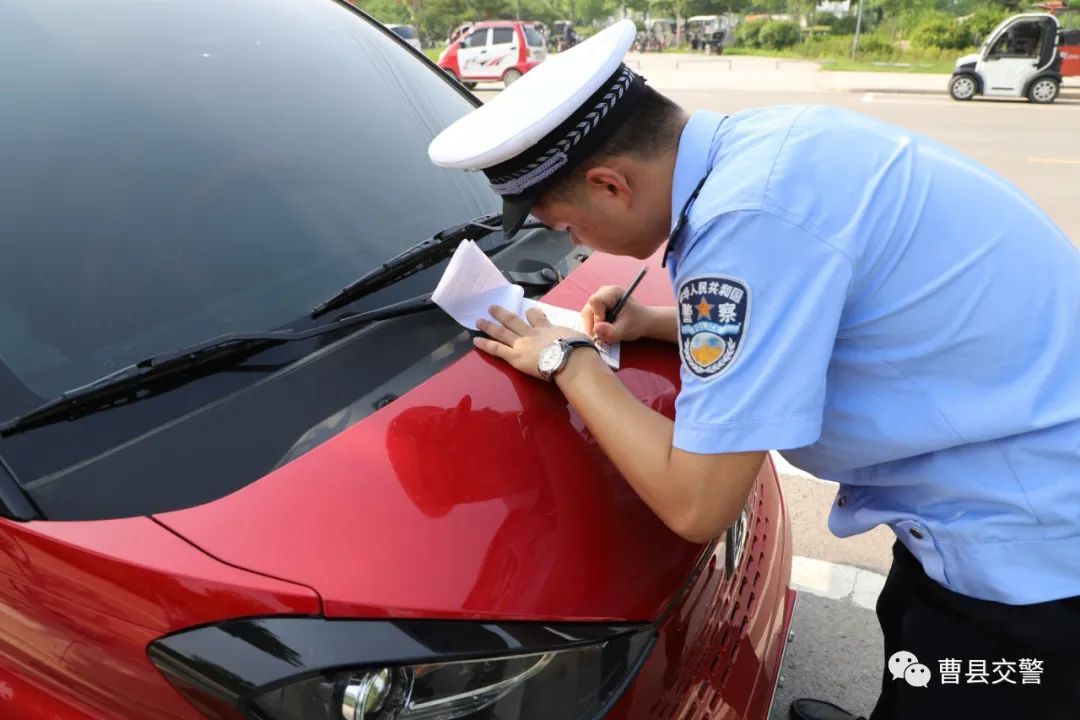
[[537, 338, 599, 381]]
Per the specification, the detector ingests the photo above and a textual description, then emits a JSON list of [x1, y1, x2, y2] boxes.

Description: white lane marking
[[770, 452, 834, 486], [791, 555, 887, 610], [1027, 156, 1080, 165], [862, 92, 875, 103]]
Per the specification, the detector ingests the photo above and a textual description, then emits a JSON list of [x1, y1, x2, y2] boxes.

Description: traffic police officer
[[429, 20, 1080, 720]]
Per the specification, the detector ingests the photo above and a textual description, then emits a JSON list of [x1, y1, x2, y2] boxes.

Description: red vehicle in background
[[439, 20, 548, 88], [1047, 1, 1080, 75], [0, 0, 795, 718]]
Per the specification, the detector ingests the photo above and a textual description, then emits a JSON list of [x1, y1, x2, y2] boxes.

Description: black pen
[[594, 266, 648, 344], [606, 266, 649, 324]]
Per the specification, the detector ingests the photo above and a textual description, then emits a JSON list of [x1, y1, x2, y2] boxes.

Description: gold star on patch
[[695, 297, 713, 320]]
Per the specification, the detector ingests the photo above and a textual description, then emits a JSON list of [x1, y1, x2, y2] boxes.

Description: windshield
[[984, 17, 1017, 49], [525, 26, 545, 46], [391, 24, 418, 39], [0, 0, 497, 403]]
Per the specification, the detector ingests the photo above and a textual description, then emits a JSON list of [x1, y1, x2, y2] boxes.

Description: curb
[[791, 555, 887, 610], [846, 87, 945, 95], [848, 87, 1080, 98]]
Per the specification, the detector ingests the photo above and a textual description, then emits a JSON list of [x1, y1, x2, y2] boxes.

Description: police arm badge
[[677, 276, 749, 380]]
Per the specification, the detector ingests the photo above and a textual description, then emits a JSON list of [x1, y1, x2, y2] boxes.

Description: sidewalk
[[628, 52, 1080, 97]]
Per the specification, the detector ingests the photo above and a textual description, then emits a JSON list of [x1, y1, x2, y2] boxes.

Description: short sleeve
[[671, 209, 852, 454]]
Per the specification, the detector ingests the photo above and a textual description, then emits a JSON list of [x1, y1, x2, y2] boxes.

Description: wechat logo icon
[[889, 651, 932, 688]]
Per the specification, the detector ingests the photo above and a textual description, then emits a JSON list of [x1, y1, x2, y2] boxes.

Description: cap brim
[[428, 20, 638, 170], [501, 191, 538, 238]]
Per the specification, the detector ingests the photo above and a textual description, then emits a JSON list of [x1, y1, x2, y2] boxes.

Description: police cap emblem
[[677, 276, 749, 380]]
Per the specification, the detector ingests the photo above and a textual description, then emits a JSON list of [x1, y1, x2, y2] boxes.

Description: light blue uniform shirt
[[666, 107, 1080, 605]]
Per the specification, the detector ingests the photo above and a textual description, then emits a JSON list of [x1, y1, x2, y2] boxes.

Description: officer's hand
[[582, 285, 650, 344], [474, 306, 588, 380]]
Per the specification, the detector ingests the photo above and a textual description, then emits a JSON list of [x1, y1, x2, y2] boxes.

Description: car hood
[[155, 251, 704, 622], [955, 52, 979, 68]]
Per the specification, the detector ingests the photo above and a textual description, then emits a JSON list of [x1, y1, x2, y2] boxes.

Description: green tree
[[871, 0, 935, 38], [737, 16, 769, 45], [965, 6, 1010, 43], [421, 0, 475, 39], [354, 0, 411, 23], [572, 0, 617, 23]]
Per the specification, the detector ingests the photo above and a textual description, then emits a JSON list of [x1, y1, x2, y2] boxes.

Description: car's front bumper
[[608, 459, 795, 720]]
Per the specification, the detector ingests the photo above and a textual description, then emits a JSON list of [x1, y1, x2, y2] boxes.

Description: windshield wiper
[[1, 215, 554, 437], [310, 213, 544, 318], [0, 294, 437, 437]]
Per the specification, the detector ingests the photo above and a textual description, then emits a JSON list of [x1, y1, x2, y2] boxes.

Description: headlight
[[253, 650, 568, 719], [149, 618, 655, 720]]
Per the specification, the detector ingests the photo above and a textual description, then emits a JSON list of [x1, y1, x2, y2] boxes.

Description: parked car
[[646, 17, 678, 50], [439, 20, 548, 88], [552, 19, 578, 51], [686, 15, 731, 53], [0, 1, 795, 719], [387, 23, 422, 51]]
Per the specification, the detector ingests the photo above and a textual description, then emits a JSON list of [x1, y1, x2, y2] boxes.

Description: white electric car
[[949, 13, 1063, 103]]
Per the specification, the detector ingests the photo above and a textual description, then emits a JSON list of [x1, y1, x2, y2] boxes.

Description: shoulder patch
[[677, 275, 750, 380]]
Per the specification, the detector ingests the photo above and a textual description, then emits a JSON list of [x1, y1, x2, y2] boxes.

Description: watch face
[[538, 343, 564, 375]]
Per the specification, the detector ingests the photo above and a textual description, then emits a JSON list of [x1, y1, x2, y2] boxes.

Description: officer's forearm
[[644, 306, 678, 343], [554, 349, 757, 542]]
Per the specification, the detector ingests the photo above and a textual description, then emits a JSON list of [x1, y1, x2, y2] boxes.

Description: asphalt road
[[477, 86, 1080, 245], [475, 81, 1078, 717], [667, 87, 1080, 246]]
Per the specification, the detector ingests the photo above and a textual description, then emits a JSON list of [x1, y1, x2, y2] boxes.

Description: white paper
[[523, 299, 621, 369], [431, 240, 524, 328], [432, 240, 620, 369]]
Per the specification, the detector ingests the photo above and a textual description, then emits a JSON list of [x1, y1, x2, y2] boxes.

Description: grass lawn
[[423, 46, 445, 62], [824, 58, 955, 73], [695, 46, 956, 73]]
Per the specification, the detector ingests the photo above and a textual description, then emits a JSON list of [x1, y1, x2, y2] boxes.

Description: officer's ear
[[583, 165, 632, 208]]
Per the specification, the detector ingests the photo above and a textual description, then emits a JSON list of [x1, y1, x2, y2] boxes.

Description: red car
[[439, 21, 548, 88], [0, 1, 794, 718]]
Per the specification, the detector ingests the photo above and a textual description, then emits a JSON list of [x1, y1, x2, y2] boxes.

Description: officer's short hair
[[540, 86, 684, 203]]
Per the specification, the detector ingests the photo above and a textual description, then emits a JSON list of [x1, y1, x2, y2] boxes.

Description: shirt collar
[[662, 111, 727, 267]]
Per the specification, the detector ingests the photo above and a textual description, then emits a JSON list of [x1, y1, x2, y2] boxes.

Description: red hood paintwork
[[155, 251, 702, 622]]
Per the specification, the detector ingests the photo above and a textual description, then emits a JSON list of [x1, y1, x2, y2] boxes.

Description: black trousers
[[869, 541, 1080, 720]]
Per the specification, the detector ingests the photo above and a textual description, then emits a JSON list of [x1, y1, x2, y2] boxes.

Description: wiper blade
[[0, 294, 436, 437], [310, 213, 544, 318]]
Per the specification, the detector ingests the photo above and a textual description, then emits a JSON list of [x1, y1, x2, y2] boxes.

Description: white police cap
[[428, 19, 644, 236]]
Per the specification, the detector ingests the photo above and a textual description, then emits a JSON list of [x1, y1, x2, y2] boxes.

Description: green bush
[[965, 8, 1009, 46], [759, 19, 801, 49], [797, 34, 855, 58], [791, 33, 895, 61], [854, 35, 896, 58], [830, 15, 859, 35], [737, 17, 769, 48], [911, 16, 972, 50]]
